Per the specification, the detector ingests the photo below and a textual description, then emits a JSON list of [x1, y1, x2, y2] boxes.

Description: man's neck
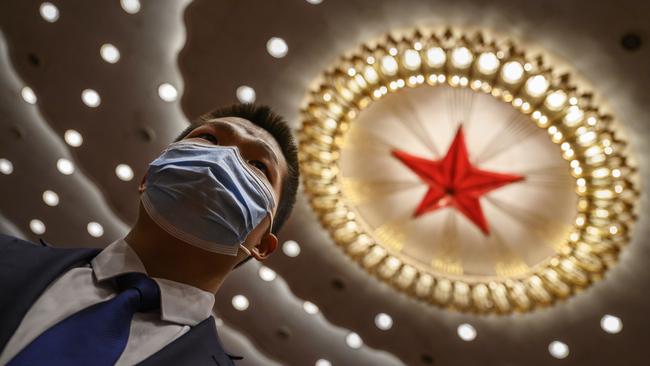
[[124, 207, 236, 294]]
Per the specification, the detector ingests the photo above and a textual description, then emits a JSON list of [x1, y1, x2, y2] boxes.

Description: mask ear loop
[[238, 212, 274, 257]]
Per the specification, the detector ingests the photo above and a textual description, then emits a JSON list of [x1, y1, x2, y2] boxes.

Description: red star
[[392, 126, 524, 235]]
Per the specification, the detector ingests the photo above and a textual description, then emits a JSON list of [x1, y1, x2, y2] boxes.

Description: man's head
[[138, 103, 299, 267]]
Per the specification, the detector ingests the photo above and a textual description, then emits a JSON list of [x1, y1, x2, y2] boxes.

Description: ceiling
[[1, 0, 649, 365]]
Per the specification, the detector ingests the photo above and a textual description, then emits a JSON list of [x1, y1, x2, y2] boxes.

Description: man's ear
[[138, 172, 148, 193], [251, 233, 278, 261]]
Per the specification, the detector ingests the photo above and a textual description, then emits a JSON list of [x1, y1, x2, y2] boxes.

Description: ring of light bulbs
[[298, 28, 638, 314]]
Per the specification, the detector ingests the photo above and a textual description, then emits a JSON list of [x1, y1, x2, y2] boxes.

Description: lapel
[[137, 316, 236, 366], [0, 234, 100, 352]]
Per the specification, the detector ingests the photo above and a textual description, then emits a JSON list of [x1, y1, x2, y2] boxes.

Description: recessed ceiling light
[[87, 222, 104, 237], [158, 83, 178, 102], [42, 190, 59, 206], [81, 89, 101, 108], [457, 323, 477, 341], [282, 240, 301, 257], [345, 332, 363, 349], [303, 301, 319, 315], [315, 359, 331, 366], [258, 266, 277, 281], [30, 219, 46, 235], [548, 341, 569, 359], [306, 0, 323, 4], [236, 85, 256, 103], [232, 294, 250, 311], [600, 314, 623, 334], [375, 313, 393, 330], [120, 0, 141, 14], [39, 2, 59, 22], [56, 158, 74, 175], [0, 158, 14, 175], [64, 129, 83, 147], [266, 37, 288, 58], [21, 87, 37, 104], [100, 43, 120, 63], [115, 164, 134, 181]]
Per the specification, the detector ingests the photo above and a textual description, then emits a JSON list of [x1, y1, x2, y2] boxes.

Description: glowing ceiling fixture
[[236, 85, 256, 103], [403, 49, 421, 70], [81, 89, 101, 108], [64, 129, 83, 147], [426, 47, 446, 67], [525, 75, 549, 97], [345, 332, 363, 349], [457, 323, 477, 341], [303, 301, 319, 315], [477, 52, 499, 74], [115, 164, 134, 181], [315, 360, 331, 366], [120, 0, 141, 14], [21, 87, 37, 104], [600, 314, 623, 334], [30, 219, 46, 235], [451, 47, 473, 68], [548, 341, 569, 359], [374, 313, 393, 330], [87, 222, 104, 238], [258, 266, 277, 281], [266, 37, 288, 58], [232, 294, 250, 311], [42, 190, 59, 206], [501, 61, 524, 83], [0, 158, 14, 175], [56, 158, 75, 175], [39, 2, 59, 23], [545, 90, 567, 110], [282, 240, 301, 257], [306, 0, 323, 3], [158, 83, 178, 102], [100, 44, 121, 64]]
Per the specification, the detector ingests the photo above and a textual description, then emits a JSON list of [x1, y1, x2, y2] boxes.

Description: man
[[0, 103, 300, 365]]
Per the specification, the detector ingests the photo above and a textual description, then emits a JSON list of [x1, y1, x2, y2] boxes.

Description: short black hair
[[174, 103, 299, 237]]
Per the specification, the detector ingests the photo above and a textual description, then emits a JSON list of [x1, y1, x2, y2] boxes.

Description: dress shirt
[[0, 238, 216, 365]]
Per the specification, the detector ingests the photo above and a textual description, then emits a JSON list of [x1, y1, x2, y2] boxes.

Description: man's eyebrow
[[204, 120, 279, 166]]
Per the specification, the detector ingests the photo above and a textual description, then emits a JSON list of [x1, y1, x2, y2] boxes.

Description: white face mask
[[141, 141, 276, 256]]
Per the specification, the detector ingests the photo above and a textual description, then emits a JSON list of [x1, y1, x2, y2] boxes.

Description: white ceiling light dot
[[403, 49, 421, 70], [426, 47, 446, 68], [258, 266, 277, 281], [100, 43, 121, 64], [39, 2, 59, 22], [0, 158, 14, 175], [315, 359, 331, 366], [64, 129, 83, 147], [81, 89, 101, 108], [267, 37, 288, 58], [158, 83, 178, 102], [236, 85, 256, 103], [87, 222, 104, 238], [303, 301, 319, 315], [120, 0, 141, 14], [42, 190, 59, 206], [477, 52, 499, 74], [525, 75, 549, 97], [374, 313, 393, 330], [282, 240, 301, 257], [457, 323, 477, 341], [501, 61, 524, 83], [545, 90, 567, 111], [30, 219, 46, 235], [306, 0, 323, 4], [56, 158, 74, 175], [548, 341, 569, 359], [21, 87, 37, 104], [451, 47, 473, 68], [345, 332, 363, 349], [115, 164, 134, 181], [232, 294, 250, 311], [600, 314, 623, 334]]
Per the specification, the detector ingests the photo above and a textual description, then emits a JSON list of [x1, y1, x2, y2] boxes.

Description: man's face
[[180, 117, 287, 215]]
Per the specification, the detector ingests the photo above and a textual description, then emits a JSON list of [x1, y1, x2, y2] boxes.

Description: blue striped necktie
[[8, 272, 161, 366]]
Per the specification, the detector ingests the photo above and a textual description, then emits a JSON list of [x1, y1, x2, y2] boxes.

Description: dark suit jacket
[[0, 233, 239, 365]]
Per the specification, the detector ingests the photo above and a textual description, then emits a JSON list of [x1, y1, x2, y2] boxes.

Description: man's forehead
[[208, 117, 275, 143]]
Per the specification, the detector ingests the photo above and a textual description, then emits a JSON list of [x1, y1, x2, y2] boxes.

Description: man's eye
[[197, 133, 218, 144], [249, 160, 269, 176]]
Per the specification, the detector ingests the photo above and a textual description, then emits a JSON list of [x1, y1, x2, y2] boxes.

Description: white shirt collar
[[91, 238, 215, 326]]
